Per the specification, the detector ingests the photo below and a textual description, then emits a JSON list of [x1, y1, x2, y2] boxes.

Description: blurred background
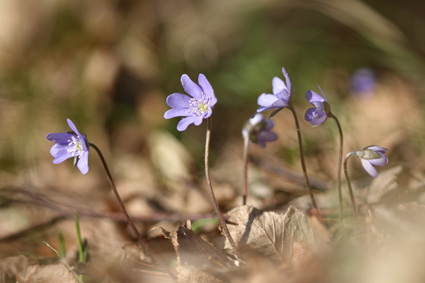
[[1, 0, 425, 270]]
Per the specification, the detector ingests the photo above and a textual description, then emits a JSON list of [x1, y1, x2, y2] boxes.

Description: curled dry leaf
[[221, 205, 315, 262]]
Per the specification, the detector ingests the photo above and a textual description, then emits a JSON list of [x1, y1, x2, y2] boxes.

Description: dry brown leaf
[[176, 265, 224, 283], [221, 205, 315, 262], [365, 165, 402, 204]]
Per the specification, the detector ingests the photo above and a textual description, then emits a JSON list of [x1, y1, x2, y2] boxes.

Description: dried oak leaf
[[16, 264, 78, 283], [221, 205, 315, 262]]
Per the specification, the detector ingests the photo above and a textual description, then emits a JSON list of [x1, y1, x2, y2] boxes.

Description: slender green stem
[[344, 152, 358, 215], [287, 106, 321, 218], [89, 143, 176, 281], [329, 114, 344, 220], [75, 212, 85, 263], [205, 118, 241, 259], [242, 136, 250, 205]]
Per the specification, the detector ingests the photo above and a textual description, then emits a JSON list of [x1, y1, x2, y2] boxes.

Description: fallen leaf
[[221, 205, 315, 262]]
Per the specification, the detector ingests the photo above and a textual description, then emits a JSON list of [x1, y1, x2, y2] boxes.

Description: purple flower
[[164, 74, 217, 131], [256, 67, 292, 115], [351, 68, 375, 96], [242, 114, 278, 147], [46, 119, 89, 174], [305, 86, 329, 126], [356, 145, 388, 178]]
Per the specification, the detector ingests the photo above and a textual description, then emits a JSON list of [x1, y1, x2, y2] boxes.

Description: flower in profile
[[305, 86, 330, 126], [46, 119, 89, 174], [242, 114, 278, 147], [256, 67, 292, 116], [355, 145, 388, 177], [164, 74, 217, 131]]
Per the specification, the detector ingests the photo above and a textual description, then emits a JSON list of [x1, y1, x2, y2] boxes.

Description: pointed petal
[[317, 85, 328, 101], [166, 93, 191, 108], [67, 119, 83, 137], [164, 108, 190, 119], [272, 77, 286, 95], [76, 151, 89, 175], [198, 74, 214, 97], [46, 133, 74, 145], [181, 74, 202, 99], [361, 159, 378, 178], [282, 67, 292, 93], [177, 116, 196, 131]]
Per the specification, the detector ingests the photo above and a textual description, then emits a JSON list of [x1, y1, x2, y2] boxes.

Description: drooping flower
[[305, 86, 330, 126], [46, 119, 89, 174], [255, 67, 292, 115], [164, 74, 217, 131], [242, 114, 278, 147], [355, 145, 388, 178]]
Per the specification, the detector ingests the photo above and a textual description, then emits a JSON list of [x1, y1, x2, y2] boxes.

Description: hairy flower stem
[[205, 118, 241, 259], [242, 136, 250, 205], [88, 143, 176, 281], [329, 114, 344, 220], [287, 106, 321, 219], [344, 153, 358, 215]]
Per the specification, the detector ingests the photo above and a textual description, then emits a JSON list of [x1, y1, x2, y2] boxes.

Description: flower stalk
[[328, 113, 344, 220], [242, 136, 249, 205], [288, 105, 321, 218], [88, 143, 176, 280], [205, 118, 241, 259], [344, 152, 358, 215]]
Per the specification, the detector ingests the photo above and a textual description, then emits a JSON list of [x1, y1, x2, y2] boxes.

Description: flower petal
[[361, 159, 378, 178], [365, 145, 387, 153], [198, 74, 214, 97], [177, 116, 196, 131], [51, 145, 73, 164], [193, 115, 204, 126], [257, 93, 278, 107], [76, 151, 89, 175], [305, 90, 325, 104], [67, 119, 83, 137], [164, 108, 190, 119], [282, 67, 292, 93], [181, 74, 202, 99], [257, 130, 278, 142], [368, 153, 388, 166], [166, 93, 191, 108], [46, 133, 74, 145], [272, 77, 286, 95], [305, 108, 327, 125]]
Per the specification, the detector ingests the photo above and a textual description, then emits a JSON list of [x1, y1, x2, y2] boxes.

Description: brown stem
[[242, 136, 250, 205], [89, 143, 176, 281], [287, 106, 321, 219], [204, 118, 241, 259], [344, 152, 358, 215], [329, 114, 344, 220]]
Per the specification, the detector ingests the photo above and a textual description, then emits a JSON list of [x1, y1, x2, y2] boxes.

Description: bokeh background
[[1, 0, 425, 278]]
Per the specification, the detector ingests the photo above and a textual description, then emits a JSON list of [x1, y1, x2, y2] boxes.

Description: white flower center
[[189, 94, 211, 116], [67, 136, 85, 157]]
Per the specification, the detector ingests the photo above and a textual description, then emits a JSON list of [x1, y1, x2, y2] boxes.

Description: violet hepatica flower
[[351, 68, 375, 96], [164, 74, 217, 131], [46, 119, 89, 175], [256, 67, 292, 115], [242, 114, 278, 147], [356, 145, 388, 178], [305, 86, 330, 126]]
